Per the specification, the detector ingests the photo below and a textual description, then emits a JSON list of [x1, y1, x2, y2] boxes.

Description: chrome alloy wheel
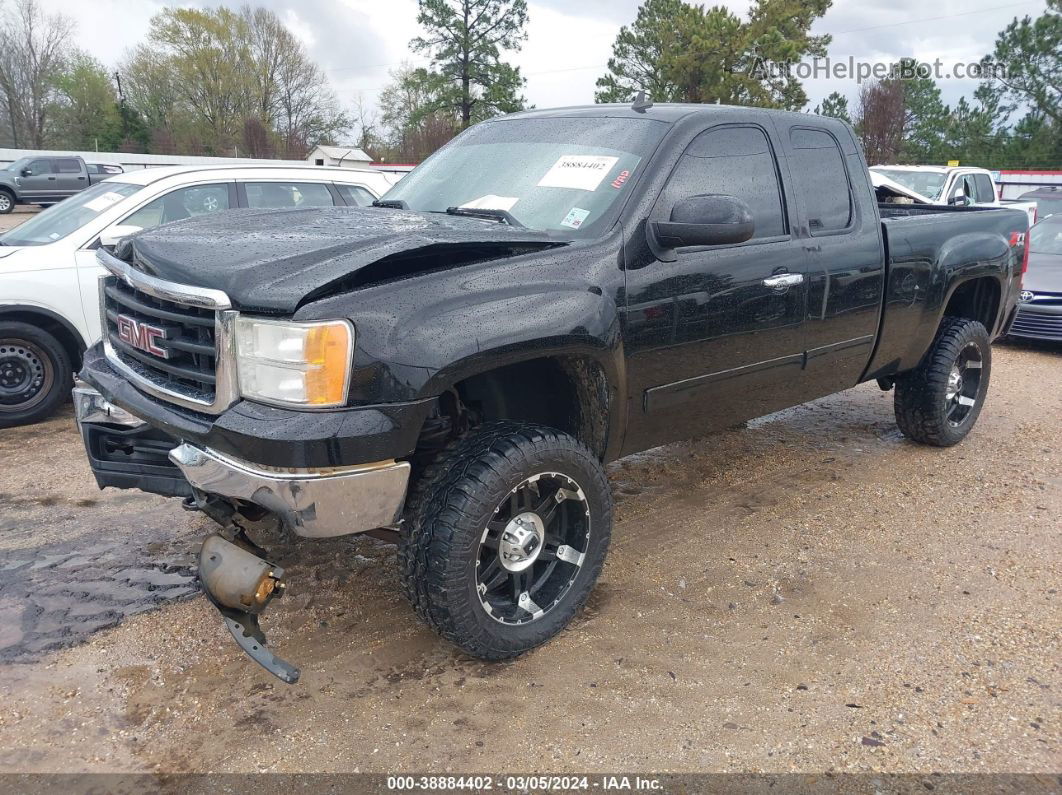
[[476, 472, 590, 625], [944, 341, 983, 427]]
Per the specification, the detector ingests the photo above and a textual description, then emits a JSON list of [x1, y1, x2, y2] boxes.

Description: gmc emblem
[[116, 314, 170, 359]]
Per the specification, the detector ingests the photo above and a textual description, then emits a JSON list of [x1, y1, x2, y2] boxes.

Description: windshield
[[382, 116, 668, 237], [0, 181, 139, 246], [5, 158, 29, 172], [1030, 217, 1062, 255], [873, 168, 948, 201], [1030, 197, 1062, 220]]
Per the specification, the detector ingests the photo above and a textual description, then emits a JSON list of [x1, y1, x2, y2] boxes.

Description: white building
[[304, 145, 373, 169]]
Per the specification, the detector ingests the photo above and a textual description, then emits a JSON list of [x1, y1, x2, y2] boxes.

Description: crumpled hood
[[122, 206, 563, 312]]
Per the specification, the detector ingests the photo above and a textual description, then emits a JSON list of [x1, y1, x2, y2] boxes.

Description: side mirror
[[949, 192, 969, 207], [650, 194, 755, 249], [20, 168, 31, 177], [99, 224, 143, 248]]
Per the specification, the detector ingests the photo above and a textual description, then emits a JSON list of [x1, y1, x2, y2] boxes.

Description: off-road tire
[[398, 421, 612, 660], [894, 317, 991, 447], [0, 189, 14, 214], [0, 322, 72, 428]]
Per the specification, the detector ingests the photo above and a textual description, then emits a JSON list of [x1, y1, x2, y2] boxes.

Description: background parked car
[[0, 164, 390, 428], [1016, 186, 1062, 221], [0, 155, 118, 213], [86, 163, 126, 177], [1009, 214, 1062, 343]]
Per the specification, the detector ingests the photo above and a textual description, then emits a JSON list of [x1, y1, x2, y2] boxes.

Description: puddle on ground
[[0, 529, 198, 662]]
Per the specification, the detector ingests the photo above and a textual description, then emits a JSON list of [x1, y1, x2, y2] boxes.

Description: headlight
[[235, 317, 354, 408]]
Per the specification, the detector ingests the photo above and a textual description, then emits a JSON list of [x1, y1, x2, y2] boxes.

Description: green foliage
[[411, 0, 528, 126], [379, 65, 460, 161], [50, 53, 121, 150], [595, 0, 832, 110], [986, 0, 1060, 125], [121, 5, 348, 157], [814, 91, 850, 123]]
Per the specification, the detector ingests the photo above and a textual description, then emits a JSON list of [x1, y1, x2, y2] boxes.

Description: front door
[[18, 159, 59, 202], [622, 124, 810, 453]]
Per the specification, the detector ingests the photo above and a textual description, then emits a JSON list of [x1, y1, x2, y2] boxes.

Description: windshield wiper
[[372, 199, 408, 209], [444, 206, 525, 228]]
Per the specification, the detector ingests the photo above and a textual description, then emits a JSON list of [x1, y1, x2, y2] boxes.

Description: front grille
[[1011, 306, 1062, 340], [103, 276, 219, 403]]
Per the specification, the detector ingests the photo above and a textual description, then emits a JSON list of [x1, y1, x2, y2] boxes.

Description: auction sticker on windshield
[[82, 192, 126, 212], [561, 207, 591, 229], [538, 155, 619, 191]]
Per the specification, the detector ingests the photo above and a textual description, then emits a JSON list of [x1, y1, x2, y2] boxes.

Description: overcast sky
[[44, 0, 1048, 134]]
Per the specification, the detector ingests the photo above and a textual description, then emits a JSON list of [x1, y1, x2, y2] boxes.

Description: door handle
[[763, 273, 804, 290]]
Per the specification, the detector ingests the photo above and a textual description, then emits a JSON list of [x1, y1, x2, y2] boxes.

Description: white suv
[[0, 164, 391, 427]]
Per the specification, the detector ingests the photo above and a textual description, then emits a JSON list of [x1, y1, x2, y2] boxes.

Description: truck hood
[[121, 206, 565, 313]]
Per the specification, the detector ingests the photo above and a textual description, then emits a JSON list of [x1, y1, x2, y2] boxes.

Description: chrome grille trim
[[97, 248, 239, 414]]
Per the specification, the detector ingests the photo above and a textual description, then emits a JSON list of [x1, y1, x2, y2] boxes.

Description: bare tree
[[855, 79, 906, 165], [0, 0, 72, 147]]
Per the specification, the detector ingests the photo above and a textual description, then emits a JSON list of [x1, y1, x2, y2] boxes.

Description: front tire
[[0, 190, 13, 214], [0, 322, 72, 428], [399, 422, 612, 660], [894, 317, 991, 447]]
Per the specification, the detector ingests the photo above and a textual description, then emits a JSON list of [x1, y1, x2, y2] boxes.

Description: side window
[[950, 175, 976, 203], [55, 158, 81, 174], [336, 184, 375, 207], [24, 159, 52, 176], [122, 184, 231, 230], [973, 174, 996, 203], [787, 128, 853, 233], [244, 181, 335, 209], [661, 126, 787, 240]]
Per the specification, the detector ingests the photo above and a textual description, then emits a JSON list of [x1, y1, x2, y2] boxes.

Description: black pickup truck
[[75, 103, 1029, 683]]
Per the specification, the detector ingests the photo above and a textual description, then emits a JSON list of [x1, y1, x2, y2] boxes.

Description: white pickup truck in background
[[870, 165, 1039, 226]]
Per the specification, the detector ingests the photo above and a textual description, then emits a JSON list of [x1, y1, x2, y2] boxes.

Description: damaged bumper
[[169, 443, 411, 538]]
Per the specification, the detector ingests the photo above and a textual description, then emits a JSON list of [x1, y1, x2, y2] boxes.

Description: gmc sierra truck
[[74, 103, 1029, 683]]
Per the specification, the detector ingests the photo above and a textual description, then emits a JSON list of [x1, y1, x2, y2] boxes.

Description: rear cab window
[[787, 127, 853, 234]]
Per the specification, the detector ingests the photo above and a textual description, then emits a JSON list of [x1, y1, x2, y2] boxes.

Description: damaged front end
[[197, 531, 298, 684], [171, 443, 412, 684], [75, 387, 412, 683]]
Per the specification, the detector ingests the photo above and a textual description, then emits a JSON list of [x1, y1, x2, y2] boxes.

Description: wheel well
[[943, 277, 1000, 333], [420, 357, 611, 461], [0, 309, 85, 370], [0, 186, 13, 196]]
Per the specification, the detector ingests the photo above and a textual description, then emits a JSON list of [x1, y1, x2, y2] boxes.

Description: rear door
[[238, 180, 340, 209], [53, 158, 87, 196], [623, 123, 811, 451], [774, 122, 885, 395]]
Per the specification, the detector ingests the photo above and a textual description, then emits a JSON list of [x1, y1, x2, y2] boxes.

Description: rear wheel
[[399, 422, 612, 659], [0, 322, 72, 428], [894, 317, 991, 447]]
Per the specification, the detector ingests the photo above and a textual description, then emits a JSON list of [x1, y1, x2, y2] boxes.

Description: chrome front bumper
[[169, 444, 411, 538]]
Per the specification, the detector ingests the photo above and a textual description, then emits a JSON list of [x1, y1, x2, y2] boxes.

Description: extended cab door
[[773, 121, 885, 396], [622, 123, 810, 453]]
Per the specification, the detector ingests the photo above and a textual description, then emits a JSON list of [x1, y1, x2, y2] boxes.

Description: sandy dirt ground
[[0, 340, 1058, 776], [0, 206, 40, 233]]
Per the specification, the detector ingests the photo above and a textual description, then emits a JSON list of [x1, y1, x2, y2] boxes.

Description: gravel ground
[[0, 341, 1058, 776], [0, 206, 40, 232]]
